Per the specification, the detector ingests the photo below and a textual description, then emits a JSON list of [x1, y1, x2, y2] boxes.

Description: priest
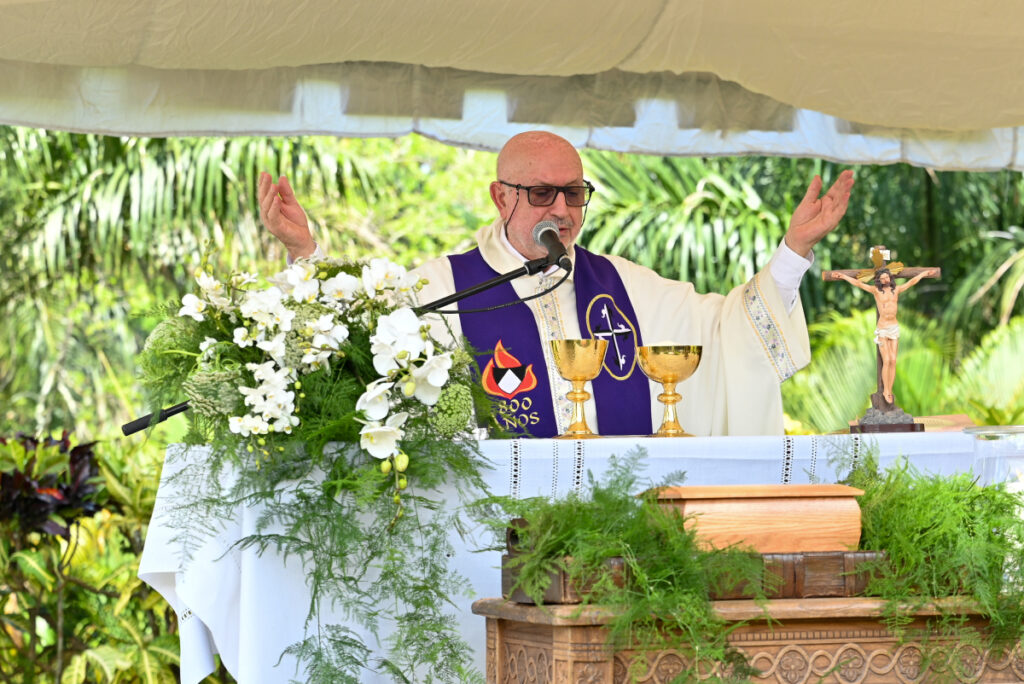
[[258, 132, 854, 437]]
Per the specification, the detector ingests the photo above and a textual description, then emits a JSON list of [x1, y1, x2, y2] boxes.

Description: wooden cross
[[821, 245, 941, 413]]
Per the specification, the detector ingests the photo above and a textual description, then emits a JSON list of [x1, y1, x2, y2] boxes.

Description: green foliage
[[948, 315, 1024, 426], [582, 153, 784, 295], [0, 437, 228, 683], [839, 451, 1024, 649], [305, 136, 494, 266], [475, 452, 766, 682]]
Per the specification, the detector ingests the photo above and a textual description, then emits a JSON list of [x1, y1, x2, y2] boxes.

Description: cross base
[[851, 392, 924, 433], [850, 422, 925, 434]]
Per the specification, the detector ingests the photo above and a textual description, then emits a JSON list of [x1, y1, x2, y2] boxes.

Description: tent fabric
[[2, 0, 1024, 170]]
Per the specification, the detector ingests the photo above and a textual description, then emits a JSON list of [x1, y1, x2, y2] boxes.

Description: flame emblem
[[481, 340, 538, 399]]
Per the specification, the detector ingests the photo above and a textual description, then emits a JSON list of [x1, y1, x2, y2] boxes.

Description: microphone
[[531, 221, 572, 272]]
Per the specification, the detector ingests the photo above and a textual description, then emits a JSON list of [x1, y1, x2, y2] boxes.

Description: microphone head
[[531, 220, 560, 246]]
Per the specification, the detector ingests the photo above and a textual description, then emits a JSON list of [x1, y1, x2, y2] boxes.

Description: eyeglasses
[[498, 180, 595, 207]]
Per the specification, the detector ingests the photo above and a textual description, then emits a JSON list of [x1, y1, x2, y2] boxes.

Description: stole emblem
[[480, 340, 538, 399], [584, 294, 638, 380]]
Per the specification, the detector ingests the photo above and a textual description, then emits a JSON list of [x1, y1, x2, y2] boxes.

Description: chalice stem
[[656, 382, 688, 437], [562, 381, 594, 437]]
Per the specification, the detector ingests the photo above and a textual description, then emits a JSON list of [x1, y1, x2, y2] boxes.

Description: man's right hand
[[258, 172, 316, 259]]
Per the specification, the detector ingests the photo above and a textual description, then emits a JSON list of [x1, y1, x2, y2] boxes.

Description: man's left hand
[[785, 170, 855, 258]]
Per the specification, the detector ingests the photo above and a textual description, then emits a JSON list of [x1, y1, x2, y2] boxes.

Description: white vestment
[[412, 220, 811, 436]]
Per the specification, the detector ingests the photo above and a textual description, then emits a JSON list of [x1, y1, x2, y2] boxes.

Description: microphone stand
[[122, 255, 559, 436], [413, 255, 553, 314]]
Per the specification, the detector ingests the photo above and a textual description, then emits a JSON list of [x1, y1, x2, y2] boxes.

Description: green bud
[[403, 381, 416, 397], [246, 445, 254, 453], [393, 494, 402, 504], [257, 438, 266, 446], [397, 476, 408, 490], [395, 452, 409, 473], [299, 392, 306, 398], [294, 381, 302, 389], [397, 350, 409, 360], [380, 459, 393, 475]]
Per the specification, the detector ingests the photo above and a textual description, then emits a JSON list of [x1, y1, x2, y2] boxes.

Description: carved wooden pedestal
[[473, 597, 1024, 683]]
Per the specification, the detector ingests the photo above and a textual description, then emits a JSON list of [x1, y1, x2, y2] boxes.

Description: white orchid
[[196, 271, 232, 310], [231, 271, 258, 288], [321, 272, 361, 303], [355, 380, 394, 421], [178, 293, 207, 321], [361, 258, 408, 295], [269, 261, 317, 295], [359, 412, 408, 459], [233, 326, 255, 348], [311, 314, 349, 349], [370, 339, 403, 376], [372, 308, 425, 357], [256, 332, 288, 366], [240, 287, 295, 331], [410, 350, 452, 405], [228, 414, 270, 437], [291, 278, 320, 304]]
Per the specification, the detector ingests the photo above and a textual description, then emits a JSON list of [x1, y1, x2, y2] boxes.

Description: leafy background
[[1, 127, 1022, 681]]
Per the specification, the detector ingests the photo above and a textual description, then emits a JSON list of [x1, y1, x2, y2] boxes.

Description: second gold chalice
[[637, 345, 702, 437], [550, 338, 608, 439]]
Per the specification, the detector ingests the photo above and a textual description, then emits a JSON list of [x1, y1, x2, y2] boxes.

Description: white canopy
[[3, 0, 1024, 169]]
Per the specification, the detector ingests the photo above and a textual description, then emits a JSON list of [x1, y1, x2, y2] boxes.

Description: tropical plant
[[0, 435, 220, 683], [581, 152, 786, 296], [947, 315, 1024, 426]]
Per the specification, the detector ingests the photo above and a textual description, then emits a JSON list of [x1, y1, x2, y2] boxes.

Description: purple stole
[[448, 246, 651, 437]]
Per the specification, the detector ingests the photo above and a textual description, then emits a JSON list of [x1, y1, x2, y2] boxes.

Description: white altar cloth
[[139, 432, 982, 683]]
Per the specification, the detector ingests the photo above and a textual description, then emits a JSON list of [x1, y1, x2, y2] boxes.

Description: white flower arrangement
[[149, 255, 475, 471], [143, 256, 492, 679]]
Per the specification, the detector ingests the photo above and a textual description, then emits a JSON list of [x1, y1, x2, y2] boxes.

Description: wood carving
[[476, 598, 1024, 683]]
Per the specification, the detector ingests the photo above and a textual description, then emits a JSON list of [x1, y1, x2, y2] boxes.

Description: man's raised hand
[[785, 169, 855, 258], [258, 172, 316, 259]]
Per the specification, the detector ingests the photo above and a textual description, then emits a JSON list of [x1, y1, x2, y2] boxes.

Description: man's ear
[[489, 181, 507, 216]]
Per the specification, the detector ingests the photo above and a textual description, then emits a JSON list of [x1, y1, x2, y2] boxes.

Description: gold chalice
[[549, 339, 608, 439], [637, 345, 702, 437]]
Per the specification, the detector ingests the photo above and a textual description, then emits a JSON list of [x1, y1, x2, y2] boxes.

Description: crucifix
[[822, 245, 941, 432]]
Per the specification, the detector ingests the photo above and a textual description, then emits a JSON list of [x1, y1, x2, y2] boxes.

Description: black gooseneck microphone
[[531, 221, 572, 272]]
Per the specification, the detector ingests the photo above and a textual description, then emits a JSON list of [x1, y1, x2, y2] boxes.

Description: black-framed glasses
[[498, 180, 595, 207]]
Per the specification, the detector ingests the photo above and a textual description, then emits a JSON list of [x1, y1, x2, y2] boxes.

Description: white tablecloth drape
[[139, 432, 988, 683]]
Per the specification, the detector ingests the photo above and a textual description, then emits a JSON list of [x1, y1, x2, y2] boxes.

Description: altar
[[139, 431, 992, 683]]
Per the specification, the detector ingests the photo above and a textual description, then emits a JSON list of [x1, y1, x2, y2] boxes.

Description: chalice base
[[556, 424, 602, 439], [651, 390, 694, 437], [651, 424, 695, 438]]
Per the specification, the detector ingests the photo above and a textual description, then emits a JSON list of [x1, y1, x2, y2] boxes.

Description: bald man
[[259, 132, 854, 437]]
